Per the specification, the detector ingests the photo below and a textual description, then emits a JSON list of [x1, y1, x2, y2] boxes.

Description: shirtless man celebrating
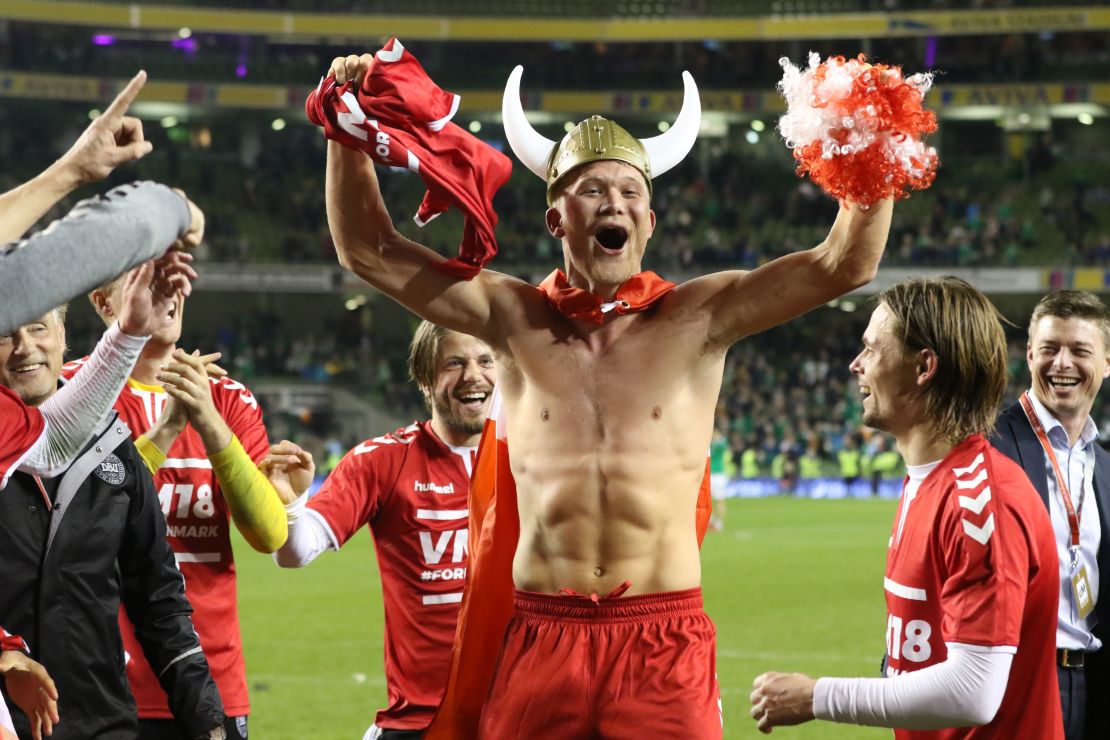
[[325, 52, 893, 738]]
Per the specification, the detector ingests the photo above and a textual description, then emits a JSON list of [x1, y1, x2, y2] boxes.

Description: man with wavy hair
[[751, 277, 1062, 740], [264, 321, 495, 739]]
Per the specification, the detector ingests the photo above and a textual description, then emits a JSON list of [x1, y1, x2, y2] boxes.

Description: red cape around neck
[[537, 269, 676, 324]]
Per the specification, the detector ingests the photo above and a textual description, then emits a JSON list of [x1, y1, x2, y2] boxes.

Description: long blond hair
[[879, 277, 1008, 444]]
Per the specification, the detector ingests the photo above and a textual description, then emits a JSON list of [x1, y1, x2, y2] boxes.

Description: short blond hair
[[1028, 290, 1110, 351]]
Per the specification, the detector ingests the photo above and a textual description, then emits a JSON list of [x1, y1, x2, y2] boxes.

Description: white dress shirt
[[1027, 390, 1102, 652]]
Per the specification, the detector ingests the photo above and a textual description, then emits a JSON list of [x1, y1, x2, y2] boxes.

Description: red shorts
[[478, 586, 722, 739]]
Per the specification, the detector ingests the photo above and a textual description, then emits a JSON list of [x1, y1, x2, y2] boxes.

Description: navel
[[651, 406, 662, 420], [593, 566, 605, 577], [540, 408, 550, 422]]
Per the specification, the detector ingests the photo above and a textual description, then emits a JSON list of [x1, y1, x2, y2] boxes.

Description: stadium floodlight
[[160, 116, 178, 129], [88, 109, 101, 121], [746, 130, 759, 144], [751, 119, 766, 132], [1078, 113, 1094, 126], [658, 121, 670, 132], [178, 27, 192, 39], [272, 118, 286, 131], [469, 120, 482, 133]]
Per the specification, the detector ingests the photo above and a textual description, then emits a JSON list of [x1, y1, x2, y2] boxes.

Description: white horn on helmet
[[501, 65, 555, 181], [641, 71, 701, 178]]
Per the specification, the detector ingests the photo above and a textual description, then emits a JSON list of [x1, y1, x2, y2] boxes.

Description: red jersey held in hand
[[883, 435, 1062, 740], [305, 37, 511, 279], [61, 359, 269, 719], [307, 421, 473, 731]]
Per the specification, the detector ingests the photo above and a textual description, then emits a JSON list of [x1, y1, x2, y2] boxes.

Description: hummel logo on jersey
[[953, 452, 994, 545], [957, 486, 992, 515], [962, 515, 996, 545], [952, 452, 984, 478], [414, 481, 455, 494]]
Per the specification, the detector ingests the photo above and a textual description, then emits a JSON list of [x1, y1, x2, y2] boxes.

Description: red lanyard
[[31, 475, 52, 510], [1019, 392, 1086, 553]]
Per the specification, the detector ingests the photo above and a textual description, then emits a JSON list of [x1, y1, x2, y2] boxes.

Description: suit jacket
[[992, 400, 1110, 736]]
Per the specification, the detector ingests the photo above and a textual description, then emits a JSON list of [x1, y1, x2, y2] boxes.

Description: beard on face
[[860, 404, 890, 433], [433, 390, 486, 437]]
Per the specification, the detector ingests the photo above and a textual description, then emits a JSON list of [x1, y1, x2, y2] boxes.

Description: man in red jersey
[[262, 321, 495, 739], [751, 277, 1062, 740], [65, 273, 290, 740]]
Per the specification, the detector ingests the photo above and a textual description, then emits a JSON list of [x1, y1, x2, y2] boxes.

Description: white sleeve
[[272, 492, 341, 568], [813, 645, 1013, 729], [19, 321, 147, 476]]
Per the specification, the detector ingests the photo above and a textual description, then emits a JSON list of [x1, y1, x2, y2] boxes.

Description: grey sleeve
[[0, 181, 191, 333]]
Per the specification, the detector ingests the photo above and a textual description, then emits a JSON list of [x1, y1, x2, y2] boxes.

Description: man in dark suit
[[992, 290, 1110, 740]]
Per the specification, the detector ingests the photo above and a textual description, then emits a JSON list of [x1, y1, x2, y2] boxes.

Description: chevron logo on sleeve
[[953, 452, 994, 544], [962, 514, 996, 545], [952, 452, 984, 477], [958, 486, 992, 515]]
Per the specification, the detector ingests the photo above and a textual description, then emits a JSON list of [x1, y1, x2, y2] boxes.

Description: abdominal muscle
[[507, 406, 709, 596]]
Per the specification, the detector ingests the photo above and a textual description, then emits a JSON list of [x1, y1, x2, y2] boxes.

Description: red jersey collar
[[537, 269, 676, 325]]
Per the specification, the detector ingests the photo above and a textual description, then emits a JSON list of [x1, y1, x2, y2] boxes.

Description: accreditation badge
[[1072, 564, 1095, 620]]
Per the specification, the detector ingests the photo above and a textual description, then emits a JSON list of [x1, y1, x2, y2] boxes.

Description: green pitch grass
[[236, 497, 897, 738]]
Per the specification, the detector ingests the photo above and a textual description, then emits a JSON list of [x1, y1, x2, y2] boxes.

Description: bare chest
[[501, 313, 720, 440]]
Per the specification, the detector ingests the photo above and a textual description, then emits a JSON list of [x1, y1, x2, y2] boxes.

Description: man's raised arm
[[0, 182, 202, 334], [694, 198, 893, 350], [322, 53, 535, 346], [0, 70, 152, 243], [326, 140, 523, 345]]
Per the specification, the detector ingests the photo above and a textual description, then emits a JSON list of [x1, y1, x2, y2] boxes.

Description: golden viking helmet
[[501, 66, 702, 205], [547, 116, 651, 203]]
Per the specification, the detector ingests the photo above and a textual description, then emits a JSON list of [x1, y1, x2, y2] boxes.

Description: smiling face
[[546, 160, 656, 294], [849, 303, 922, 435], [425, 332, 496, 445], [1027, 315, 1110, 425], [0, 310, 66, 407]]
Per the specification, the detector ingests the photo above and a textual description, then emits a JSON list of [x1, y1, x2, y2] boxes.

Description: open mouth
[[595, 226, 628, 253], [859, 384, 872, 397], [1048, 377, 1079, 389], [456, 389, 490, 410]]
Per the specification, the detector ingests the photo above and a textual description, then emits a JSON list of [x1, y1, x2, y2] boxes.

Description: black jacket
[[0, 412, 224, 739], [991, 400, 1110, 737]]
